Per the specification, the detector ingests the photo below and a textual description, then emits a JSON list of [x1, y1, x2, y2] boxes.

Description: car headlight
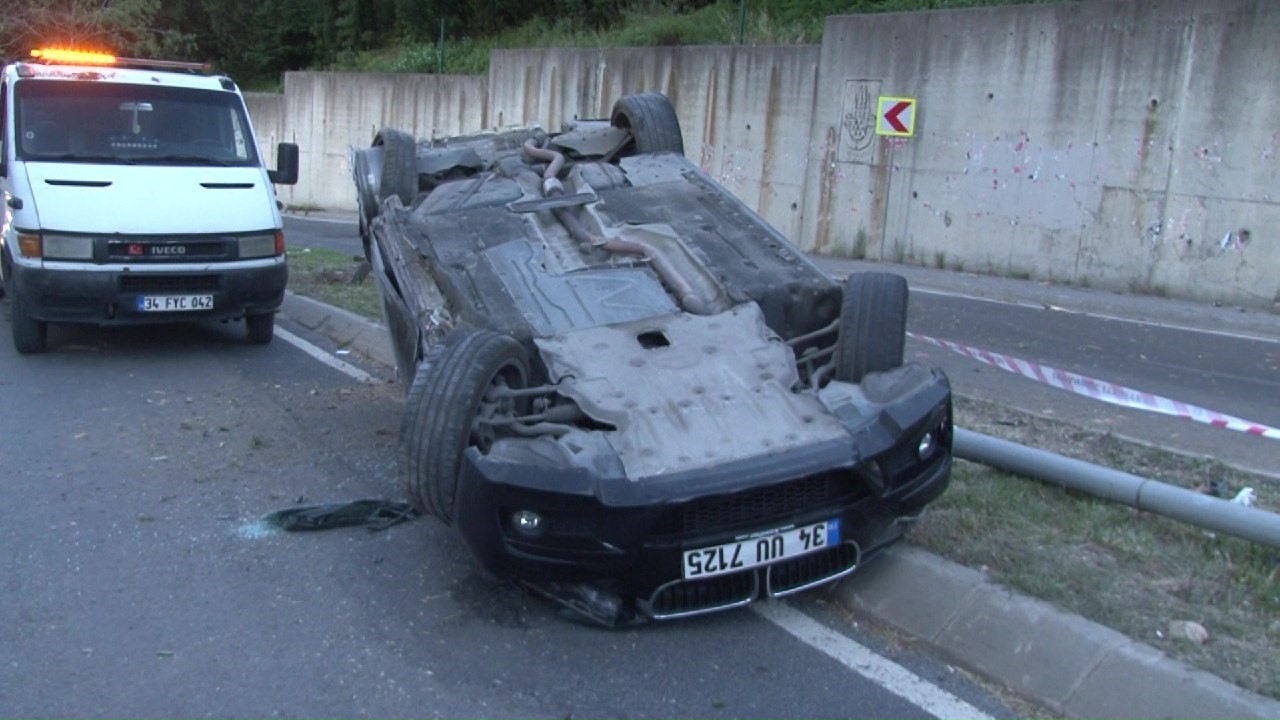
[[41, 234, 94, 260]]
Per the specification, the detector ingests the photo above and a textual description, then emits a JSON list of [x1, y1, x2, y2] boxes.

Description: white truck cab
[[0, 48, 299, 353]]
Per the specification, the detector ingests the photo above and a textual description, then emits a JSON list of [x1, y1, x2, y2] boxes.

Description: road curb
[[281, 289, 1280, 719], [838, 546, 1280, 719], [281, 291, 396, 371]]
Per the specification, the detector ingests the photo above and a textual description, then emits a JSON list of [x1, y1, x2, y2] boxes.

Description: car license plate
[[682, 519, 841, 580], [136, 294, 214, 312]]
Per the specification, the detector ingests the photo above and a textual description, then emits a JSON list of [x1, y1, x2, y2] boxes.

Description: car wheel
[[399, 326, 529, 524], [611, 92, 685, 156], [245, 312, 275, 345], [374, 128, 418, 206], [834, 272, 909, 383], [11, 289, 48, 354]]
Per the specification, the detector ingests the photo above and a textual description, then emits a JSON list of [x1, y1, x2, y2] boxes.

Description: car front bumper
[[451, 364, 953, 623]]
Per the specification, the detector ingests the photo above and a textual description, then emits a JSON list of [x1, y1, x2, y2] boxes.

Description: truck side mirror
[[268, 142, 299, 185]]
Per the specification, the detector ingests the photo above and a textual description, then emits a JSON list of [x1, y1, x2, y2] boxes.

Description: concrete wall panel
[[802, 0, 1277, 306], [243, 92, 283, 158], [488, 45, 820, 242], [266, 71, 486, 210]]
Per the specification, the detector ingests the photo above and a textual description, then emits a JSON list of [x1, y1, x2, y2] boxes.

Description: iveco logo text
[[149, 246, 187, 255]]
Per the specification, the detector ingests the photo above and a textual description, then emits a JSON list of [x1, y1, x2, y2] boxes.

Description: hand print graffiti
[[839, 79, 881, 163]]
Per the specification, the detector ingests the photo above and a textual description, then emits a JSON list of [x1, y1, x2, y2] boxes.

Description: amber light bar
[[27, 47, 209, 72], [31, 48, 116, 65]]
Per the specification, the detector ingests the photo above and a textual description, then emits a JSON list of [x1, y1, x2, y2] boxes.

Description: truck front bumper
[[11, 259, 287, 325]]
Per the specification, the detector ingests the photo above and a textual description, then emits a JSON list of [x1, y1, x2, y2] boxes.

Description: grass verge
[[287, 248, 382, 322], [913, 396, 1280, 698]]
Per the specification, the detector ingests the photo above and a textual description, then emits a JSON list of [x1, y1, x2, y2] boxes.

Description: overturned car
[[351, 93, 952, 625]]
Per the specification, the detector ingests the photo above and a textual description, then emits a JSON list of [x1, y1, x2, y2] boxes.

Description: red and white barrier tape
[[909, 332, 1280, 442]]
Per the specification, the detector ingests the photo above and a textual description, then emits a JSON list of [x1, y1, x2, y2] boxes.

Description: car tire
[[374, 128, 418, 206], [245, 312, 275, 345], [834, 272, 909, 383], [611, 92, 685, 155], [11, 290, 48, 354], [399, 326, 530, 524]]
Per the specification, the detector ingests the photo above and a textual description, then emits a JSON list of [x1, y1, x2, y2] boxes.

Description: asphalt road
[[901, 287, 1280, 478], [0, 305, 1013, 717], [5, 214, 1270, 717]]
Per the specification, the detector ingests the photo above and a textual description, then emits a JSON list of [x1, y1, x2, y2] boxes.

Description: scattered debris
[[261, 499, 417, 532], [1167, 620, 1210, 644], [1193, 479, 1228, 498], [1231, 487, 1256, 507], [350, 259, 372, 284]]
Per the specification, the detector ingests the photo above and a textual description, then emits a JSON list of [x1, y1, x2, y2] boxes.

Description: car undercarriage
[[351, 92, 953, 625]]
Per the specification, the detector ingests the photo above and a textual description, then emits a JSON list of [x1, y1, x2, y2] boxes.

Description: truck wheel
[[245, 312, 275, 345], [611, 92, 685, 156], [373, 128, 419, 206], [399, 326, 529, 524], [834, 272, 909, 383], [11, 290, 48, 354]]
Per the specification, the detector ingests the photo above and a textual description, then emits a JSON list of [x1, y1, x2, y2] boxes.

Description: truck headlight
[[41, 234, 94, 260], [238, 232, 281, 259]]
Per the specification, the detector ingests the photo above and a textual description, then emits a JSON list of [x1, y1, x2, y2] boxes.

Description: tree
[[0, 0, 192, 61]]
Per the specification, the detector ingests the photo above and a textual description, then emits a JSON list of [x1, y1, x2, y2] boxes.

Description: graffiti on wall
[[838, 79, 881, 163], [949, 131, 1099, 232]]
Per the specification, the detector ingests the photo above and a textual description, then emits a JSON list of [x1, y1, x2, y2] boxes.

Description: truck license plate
[[682, 519, 841, 580], [137, 294, 214, 312]]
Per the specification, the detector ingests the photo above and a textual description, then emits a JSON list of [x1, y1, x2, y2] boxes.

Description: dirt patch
[[911, 395, 1280, 698]]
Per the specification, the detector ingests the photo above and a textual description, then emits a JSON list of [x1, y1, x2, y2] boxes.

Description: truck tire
[[611, 92, 685, 156], [245, 312, 275, 345], [11, 290, 48, 354], [834, 272, 909, 383], [399, 326, 530, 524], [373, 128, 419, 206]]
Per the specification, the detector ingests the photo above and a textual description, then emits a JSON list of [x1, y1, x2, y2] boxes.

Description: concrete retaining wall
[[247, 0, 1279, 308], [252, 72, 487, 210], [802, 0, 1278, 306], [488, 45, 820, 242]]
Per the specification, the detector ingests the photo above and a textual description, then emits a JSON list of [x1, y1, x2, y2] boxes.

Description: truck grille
[[119, 275, 221, 293], [107, 241, 230, 261]]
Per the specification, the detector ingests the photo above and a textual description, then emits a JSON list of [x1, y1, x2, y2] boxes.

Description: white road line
[[754, 602, 994, 720], [910, 287, 1278, 345], [275, 327, 375, 383]]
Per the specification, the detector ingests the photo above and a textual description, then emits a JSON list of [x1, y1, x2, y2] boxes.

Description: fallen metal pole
[[954, 427, 1280, 549]]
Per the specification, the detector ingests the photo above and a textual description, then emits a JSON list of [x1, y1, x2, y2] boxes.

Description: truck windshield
[[14, 80, 260, 167]]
